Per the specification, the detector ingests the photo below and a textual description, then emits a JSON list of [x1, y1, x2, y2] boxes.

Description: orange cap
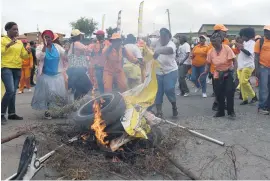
[[53, 33, 59, 41], [110, 33, 121, 40], [263, 25, 270, 31], [213, 24, 228, 32]]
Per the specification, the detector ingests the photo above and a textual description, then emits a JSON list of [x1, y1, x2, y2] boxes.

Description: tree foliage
[[70, 17, 98, 37], [106, 27, 118, 38]]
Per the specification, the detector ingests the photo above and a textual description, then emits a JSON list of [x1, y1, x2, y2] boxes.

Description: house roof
[[17, 34, 27, 39], [198, 24, 265, 33], [24, 31, 65, 37]]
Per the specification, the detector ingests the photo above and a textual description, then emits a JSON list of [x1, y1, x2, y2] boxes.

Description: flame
[[91, 99, 108, 145]]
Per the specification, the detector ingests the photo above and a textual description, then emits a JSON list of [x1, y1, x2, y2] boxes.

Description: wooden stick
[[1, 126, 37, 144], [157, 146, 200, 180]]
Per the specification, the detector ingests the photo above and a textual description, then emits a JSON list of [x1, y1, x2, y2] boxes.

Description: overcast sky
[[1, 0, 270, 37]]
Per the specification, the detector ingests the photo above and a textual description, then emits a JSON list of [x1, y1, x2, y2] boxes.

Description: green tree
[[70, 17, 98, 37], [106, 27, 117, 38]]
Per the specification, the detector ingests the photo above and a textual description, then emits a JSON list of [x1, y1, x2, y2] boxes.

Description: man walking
[[29, 41, 37, 86]]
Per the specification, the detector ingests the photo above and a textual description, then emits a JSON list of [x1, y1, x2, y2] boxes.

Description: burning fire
[[91, 99, 108, 145]]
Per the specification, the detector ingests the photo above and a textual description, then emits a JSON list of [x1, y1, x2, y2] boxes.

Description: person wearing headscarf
[[18, 40, 33, 94], [1, 22, 31, 124], [152, 28, 178, 118], [191, 35, 209, 98], [102, 33, 140, 93], [88, 30, 110, 94], [205, 31, 236, 119], [31, 30, 68, 120], [237, 28, 258, 105], [208, 24, 230, 111], [123, 34, 143, 89], [66, 29, 92, 99]]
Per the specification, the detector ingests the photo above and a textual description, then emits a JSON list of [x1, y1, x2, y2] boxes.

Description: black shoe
[[8, 114, 23, 120], [212, 102, 218, 111], [44, 112, 52, 120], [1, 116, 7, 125], [31, 83, 36, 87], [172, 108, 178, 117], [240, 100, 248, 105], [214, 112, 225, 118], [155, 112, 163, 119], [250, 95, 258, 104], [228, 112, 236, 120]]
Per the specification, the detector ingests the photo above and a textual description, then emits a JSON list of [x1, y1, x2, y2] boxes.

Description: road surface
[[1, 83, 270, 179]]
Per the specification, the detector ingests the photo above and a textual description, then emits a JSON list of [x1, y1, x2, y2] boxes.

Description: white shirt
[[237, 39, 255, 70], [155, 41, 178, 75], [124, 44, 143, 59], [177, 42, 191, 65]]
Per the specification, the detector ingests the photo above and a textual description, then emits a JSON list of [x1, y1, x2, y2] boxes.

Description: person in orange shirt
[[191, 35, 209, 98], [103, 33, 140, 93], [18, 40, 33, 94], [254, 25, 270, 115], [88, 30, 110, 94], [205, 31, 236, 119], [208, 24, 230, 111]]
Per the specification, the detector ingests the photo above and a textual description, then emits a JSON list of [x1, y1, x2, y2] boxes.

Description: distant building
[[198, 24, 265, 37]]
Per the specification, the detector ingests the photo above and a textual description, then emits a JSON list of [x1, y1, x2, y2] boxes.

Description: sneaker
[[194, 88, 200, 93], [184, 93, 189, 97], [18, 91, 23, 94], [28, 89, 32, 92], [258, 109, 270, 115], [240, 100, 248, 105], [172, 108, 178, 117], [8, 114, 23, 120], [228, 112, 236, 120], [202, 93, 207, 98], [249, 95, 258, 104], [44, 112, 52, 120], [1, 115, 7, 125]]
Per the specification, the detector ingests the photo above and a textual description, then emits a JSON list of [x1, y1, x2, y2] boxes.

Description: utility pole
[[166, 9, 171, 33]]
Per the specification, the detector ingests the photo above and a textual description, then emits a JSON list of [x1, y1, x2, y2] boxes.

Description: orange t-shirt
[[192, 44, 209, 67], [103, 46, 136, 72], [254, 38, 270, 68], [208, 38, 230, 73], [22, 53, 33, 68], [207, 44, 236, 72], [88, 40, 110, 67]]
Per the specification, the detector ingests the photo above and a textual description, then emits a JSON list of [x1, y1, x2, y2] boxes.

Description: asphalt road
[[1, 82, 270, 179]]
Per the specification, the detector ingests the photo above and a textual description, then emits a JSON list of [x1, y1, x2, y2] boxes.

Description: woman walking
[[205, 31, 236, 119], [153, 28, 178, 118], [31, 30, 68, 119], [1, 22, 30, 125], [191, 35, 209, 98], [237, 28, 258, 105]]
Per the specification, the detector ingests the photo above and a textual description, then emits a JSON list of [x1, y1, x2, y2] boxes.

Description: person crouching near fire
[[152, 28, 179, 118], [18, 40, 33, 94], [205, 31, 236, 119], [103, 33, 141, 93]]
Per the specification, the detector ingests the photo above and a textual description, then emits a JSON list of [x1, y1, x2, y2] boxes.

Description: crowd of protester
[[1, 21, 269, 125]]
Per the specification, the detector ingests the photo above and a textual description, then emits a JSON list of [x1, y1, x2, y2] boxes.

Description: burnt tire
[[73, 92, 126, 129]]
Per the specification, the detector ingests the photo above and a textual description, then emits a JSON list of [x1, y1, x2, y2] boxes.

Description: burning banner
[[121, 46, 159, 139]]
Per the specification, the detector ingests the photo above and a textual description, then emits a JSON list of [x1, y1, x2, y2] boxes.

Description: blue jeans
[[258, 66, 270, 109], [191, 65, 207, 93], [155, 70, 178, 104], [95, 65, 104, 94], [1, 68, 21, 116]]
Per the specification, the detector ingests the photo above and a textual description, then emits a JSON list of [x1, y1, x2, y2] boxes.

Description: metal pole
[[163, 119, 225, 146], [166, 9, 171, 33]]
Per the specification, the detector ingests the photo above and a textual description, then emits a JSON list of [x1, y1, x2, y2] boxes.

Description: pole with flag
[[102, 14, 105, 31], [138, 1, 144, 38], [116, 10, 122, 33]]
